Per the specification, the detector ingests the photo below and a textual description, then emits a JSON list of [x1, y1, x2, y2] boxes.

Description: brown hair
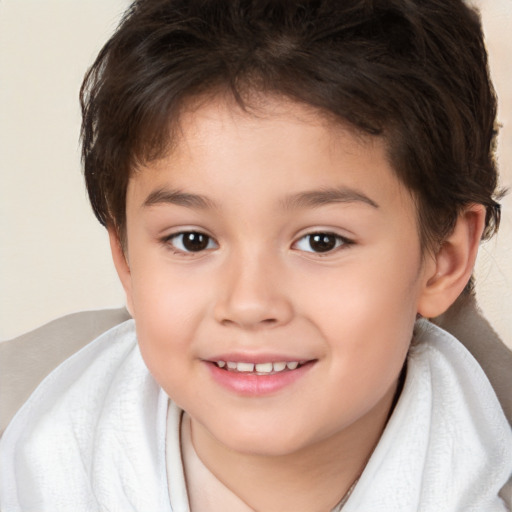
[[81, 0, 501, 253]]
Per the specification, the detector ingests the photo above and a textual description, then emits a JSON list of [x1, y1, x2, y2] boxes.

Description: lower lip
[[205, 361, 315, 396]]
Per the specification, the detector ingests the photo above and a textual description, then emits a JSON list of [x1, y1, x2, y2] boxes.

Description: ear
[[108, 228, 135, 317], [417, 204, 486, 318]]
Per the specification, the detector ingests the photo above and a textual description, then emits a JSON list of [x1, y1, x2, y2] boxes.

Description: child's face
[[117, 96, 435, 457]]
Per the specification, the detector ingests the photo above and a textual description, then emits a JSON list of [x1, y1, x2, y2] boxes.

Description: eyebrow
[[142, 185, 378, 211], [142, 187, 218, 210], [281, 187, 379, 210]]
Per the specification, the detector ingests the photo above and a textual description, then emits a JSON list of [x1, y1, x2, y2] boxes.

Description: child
[[1, 0, 511, 510]]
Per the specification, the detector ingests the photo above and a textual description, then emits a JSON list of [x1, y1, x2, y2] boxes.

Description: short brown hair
[[81, 0, 501, 251]]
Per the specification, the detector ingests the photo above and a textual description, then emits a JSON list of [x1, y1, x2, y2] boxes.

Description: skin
[[110, 95, 485, 511]]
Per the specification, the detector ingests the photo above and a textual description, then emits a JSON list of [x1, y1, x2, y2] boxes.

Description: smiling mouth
[[213, 360, 309, 375]]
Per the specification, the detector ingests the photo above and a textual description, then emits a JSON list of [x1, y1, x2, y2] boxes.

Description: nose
[[213, 252, 294, 329]]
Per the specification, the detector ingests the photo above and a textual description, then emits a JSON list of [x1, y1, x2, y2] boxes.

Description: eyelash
[[292, 232, 354, 255], [162, 231, 218, 255], [162, 230, 353, 256]]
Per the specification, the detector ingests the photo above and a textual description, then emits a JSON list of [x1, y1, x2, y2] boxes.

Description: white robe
[[0, 320, 510, 511]]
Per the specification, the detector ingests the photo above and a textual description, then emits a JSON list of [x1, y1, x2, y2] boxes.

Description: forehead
[[127, 95, 412, 214], [173, 93, 375, 161]]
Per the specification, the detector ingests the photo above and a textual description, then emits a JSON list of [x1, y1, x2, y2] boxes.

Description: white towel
[[0, 321, 172, 512], [343, 320, 512, 511], [0, 320, 510, 511]]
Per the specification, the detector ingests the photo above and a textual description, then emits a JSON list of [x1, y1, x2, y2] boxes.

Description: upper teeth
[[216, 361, 300, 373]]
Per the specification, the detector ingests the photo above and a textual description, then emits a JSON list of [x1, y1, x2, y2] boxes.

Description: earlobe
[[108, 228, 135, 317], [417, 205, 486, 318]]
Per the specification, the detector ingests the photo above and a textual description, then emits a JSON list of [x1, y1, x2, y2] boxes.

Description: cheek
[[299, 255, 420, 378], [128, 266, 210, 385], [301, 251, 421, 329], [130, 249, 209, 326]]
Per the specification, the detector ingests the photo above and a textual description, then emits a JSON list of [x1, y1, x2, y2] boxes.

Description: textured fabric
[[434, 295, 512, 425], [343, 320, 512, 512], [0, 321, 171, 512], [0, 320, 510, 511], [0, 307, 131, 436]]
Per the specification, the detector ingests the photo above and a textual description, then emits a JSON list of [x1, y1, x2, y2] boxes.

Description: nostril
[[213, 286, 294, 328], [220, 317, 278, 328]]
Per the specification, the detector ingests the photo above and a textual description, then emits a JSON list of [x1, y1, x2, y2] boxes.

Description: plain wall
[[1, 0, 129, 340], [1, 0, 511, 343]]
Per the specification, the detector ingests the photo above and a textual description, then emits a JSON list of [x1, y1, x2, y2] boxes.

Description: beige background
[[1, 0, 511, 342]]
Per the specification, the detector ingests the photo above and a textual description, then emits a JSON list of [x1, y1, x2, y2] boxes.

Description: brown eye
[[169, 232, 216, 252], [308, 234, 337, 252], [294, 232, 350, 253]]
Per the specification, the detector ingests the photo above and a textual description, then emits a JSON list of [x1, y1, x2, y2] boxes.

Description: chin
[[212, 421, 319, 458]]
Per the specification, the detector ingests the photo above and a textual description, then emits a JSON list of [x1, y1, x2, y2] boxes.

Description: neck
[[190, 381, 397, 512]]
